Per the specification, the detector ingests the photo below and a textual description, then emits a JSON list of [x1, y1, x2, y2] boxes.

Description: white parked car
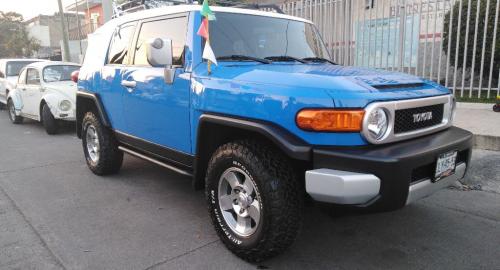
[[0, 59, 45, 108], [7, 61, 80, 134]]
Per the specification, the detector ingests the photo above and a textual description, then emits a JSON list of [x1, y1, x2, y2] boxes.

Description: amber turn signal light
[[296, 109, 364, 132]]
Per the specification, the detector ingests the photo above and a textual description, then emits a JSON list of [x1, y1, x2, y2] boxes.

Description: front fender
[[7, 89, 23, 113], [41, 93, 62, 116]]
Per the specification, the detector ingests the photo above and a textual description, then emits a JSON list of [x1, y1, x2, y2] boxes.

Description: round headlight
[[367, 108, 389, 141], [59, 100, 71, 111]]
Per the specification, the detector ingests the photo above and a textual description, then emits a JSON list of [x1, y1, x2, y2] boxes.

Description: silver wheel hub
[[85, 125, 100, 163], [218, 167, 261, 237]]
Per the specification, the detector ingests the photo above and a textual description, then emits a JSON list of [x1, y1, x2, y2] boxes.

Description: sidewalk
[[454, 102, 500, 151]]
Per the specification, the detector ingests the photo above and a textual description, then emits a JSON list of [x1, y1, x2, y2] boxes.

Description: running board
[[118, 146, 193, 177]]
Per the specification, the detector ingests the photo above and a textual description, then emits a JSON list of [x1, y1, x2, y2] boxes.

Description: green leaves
[[0, 11, 40, 58]]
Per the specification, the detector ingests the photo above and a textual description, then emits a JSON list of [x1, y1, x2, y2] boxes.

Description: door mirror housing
[[71, 70, 79, 83], [146, 38, 173, 67], [146, 38, 176, 84]]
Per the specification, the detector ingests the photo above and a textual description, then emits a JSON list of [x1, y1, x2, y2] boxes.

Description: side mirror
[[146, 38, 173, 67], [0, 71, 4, 78], [71, 70, 79, 83]]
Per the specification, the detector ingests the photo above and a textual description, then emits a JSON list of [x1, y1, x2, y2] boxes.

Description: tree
[[0, 12, 40, 58], [442, 0, 499, 81]]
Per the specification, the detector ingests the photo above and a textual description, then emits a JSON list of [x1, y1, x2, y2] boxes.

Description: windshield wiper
[[264, 56, 308, 63], [216, 55, 271, 64], [302, 57, 337, 65]]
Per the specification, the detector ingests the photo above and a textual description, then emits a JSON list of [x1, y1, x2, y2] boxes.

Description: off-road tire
[[82, 111, 123, 175], [205, 140, 303, 262], [42, 104, 59, 135], [7, 99, 23, 124]]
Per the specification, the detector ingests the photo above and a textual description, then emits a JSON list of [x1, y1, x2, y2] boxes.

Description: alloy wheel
[[218, 167, 261, 237]]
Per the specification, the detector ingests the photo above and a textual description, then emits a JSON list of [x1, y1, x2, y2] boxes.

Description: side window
[[18, 69, 27, 84], [107, 22, 136, 65], [133, 16, 188, 66], [26, 69, 40, 85]]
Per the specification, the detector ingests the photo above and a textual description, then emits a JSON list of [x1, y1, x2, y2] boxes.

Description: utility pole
[[57, 0, 71, 62], [74, 0, 83, 57]]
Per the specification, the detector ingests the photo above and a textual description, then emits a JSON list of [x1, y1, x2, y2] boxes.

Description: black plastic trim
[[76, 90, 111, 139], [197, 114, 312, 161], [312, 126, 473, 210], [114, 130, 194, 170]]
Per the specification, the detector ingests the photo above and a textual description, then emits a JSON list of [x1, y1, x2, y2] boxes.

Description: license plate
[[434, 151, 458, 181]]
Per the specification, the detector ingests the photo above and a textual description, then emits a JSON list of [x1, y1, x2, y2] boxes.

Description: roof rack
[[113, 0, 194, 17], [113, 0, 284, 17]]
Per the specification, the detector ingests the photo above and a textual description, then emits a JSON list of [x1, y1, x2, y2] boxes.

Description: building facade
[[25, 13, 85, 61]]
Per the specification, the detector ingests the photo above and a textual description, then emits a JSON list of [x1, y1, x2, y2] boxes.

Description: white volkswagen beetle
[[7, 61, 80, 134]]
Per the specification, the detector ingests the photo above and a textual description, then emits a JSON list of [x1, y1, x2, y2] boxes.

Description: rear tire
[[7, 99, 23, 124], [42, 104, 58, 135], [82, 111, 123, 175], [205, 140, 303, 262]]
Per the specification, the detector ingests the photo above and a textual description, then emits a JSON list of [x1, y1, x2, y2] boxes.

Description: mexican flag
[[197, 0, 217, 68]]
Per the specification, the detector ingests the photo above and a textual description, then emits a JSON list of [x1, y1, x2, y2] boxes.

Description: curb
[[456, 102, 494, 110], [473, 134, 500, 151], [455, 102, 499, 151]]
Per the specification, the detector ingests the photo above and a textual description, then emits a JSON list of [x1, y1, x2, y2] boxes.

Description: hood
[[45, 81, 77, 102], [197, 63, 450, 107]]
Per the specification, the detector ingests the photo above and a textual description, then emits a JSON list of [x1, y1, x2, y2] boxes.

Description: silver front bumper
[[305, 169, 381, 204], [406, 163, 467, 205], [306, 163, 467, 206]]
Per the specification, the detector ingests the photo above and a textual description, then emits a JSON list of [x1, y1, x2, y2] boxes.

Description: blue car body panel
[[121, 67, 192, 154], [79, 10, 452, 155]]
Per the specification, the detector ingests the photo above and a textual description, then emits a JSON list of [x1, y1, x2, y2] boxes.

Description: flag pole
[[207, 19, 211, 74]]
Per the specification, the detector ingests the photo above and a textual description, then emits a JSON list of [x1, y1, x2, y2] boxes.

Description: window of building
[[133, 16, 188, 66], [365, 0, 375, 9]]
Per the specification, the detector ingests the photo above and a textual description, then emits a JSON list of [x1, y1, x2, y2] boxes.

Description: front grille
[[394, 104, 444, 134]]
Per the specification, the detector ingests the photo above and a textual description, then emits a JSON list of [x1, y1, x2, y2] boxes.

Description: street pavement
[[0, 111, 499, 270]]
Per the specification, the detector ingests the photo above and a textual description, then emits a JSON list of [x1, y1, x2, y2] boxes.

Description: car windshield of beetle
[[43, 65, 80, 83], [6, 61, 38, 76], [210, 13, 330, 62]]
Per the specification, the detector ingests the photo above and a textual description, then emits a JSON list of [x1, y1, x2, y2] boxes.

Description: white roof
[[113, 5, 312, 25], [25, 61, 81, 70]]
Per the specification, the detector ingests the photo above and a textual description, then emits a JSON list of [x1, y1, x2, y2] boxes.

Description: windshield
[[43, 65, 80, 83], [6, 61, 38, 76], [209, 13, 330, 61]]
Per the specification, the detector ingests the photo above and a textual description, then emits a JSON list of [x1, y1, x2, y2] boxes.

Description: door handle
[[121, 80, 136, 88]]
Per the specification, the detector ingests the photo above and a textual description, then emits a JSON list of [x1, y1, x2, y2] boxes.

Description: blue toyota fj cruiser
[[76, 5, 473, 261]]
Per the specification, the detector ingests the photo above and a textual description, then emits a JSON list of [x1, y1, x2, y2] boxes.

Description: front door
[[99, 21, 137, 132], [24, 68, 42, 117], [122, 14, 191, 154]]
